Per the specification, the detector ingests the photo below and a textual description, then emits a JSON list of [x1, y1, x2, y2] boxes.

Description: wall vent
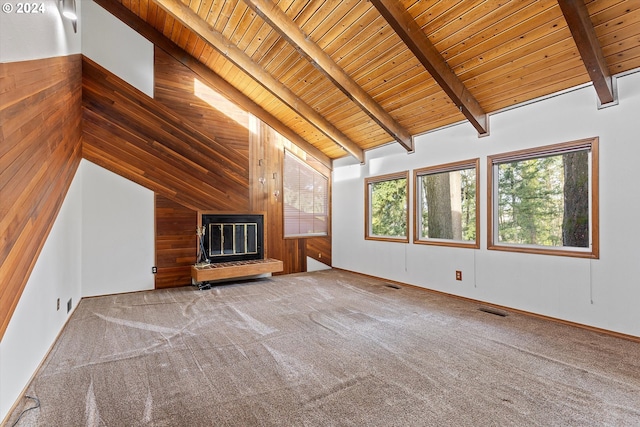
[[478, 306, 507, 317]]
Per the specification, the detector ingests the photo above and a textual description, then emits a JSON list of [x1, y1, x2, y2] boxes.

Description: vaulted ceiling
[[101, 0, 640, 164]]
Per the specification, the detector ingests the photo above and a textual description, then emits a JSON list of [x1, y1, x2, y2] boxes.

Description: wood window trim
[[365, 171, 410, 243], [283, 150, 330, 239], [487, 137, 600, 259], [413, 158, 480, 249]]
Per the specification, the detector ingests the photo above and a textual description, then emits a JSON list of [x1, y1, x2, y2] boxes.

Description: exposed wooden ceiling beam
[[370, 0, 488, 136], [242, 0, 414, 152], [557, 0, 615, 105], [151, 0, 364, 163], [92, 0, 332, 169]]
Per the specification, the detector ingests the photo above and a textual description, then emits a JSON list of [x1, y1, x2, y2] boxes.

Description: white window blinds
[[283, 150, 329, 237]]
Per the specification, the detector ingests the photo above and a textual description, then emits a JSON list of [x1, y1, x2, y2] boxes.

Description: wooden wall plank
[[83, 54, 253, 290], [153, 48, 334, 282], [248, 120, 316, 275], [82, 56, 250, 213], [154, 48, 250, 158], [306, 236, 332, 267], [154, 195, 197, 288], [1, 48, 332, 326], [0, 55, 82, 341]]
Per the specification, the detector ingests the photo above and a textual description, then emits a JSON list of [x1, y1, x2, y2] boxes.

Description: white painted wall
[[81, 0, 154, 97], [0, 0, 80, 63], [1, 1, 155, 420], [333, 70, 640, 338], [77, 0, 156, 297], [1, 0, 82, 421], [0, 161, 155, 422], [307, 257, 332, 272], [80, 160, 155, 297], [0, 167, 83, 421]]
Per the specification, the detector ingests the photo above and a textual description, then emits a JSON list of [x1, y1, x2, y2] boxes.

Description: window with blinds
[[283, 150, 329, 237]]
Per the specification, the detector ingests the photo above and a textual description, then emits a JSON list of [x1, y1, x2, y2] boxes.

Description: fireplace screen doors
[[209, 222, 258, 258]]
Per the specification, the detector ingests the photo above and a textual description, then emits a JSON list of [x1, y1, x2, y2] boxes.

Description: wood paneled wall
[[0, 55, 82, 341], [152, 47, 328, 282], [0, 48, 331, 335], [152, 48, 253, 286], [155, 195, 197, 288], [250, 120, 283, 264], [249, 121, 332, 274], [82, 51, 329, 288], [154, 48, 250, 159], [82, 56, 250, 213], [307, 236, 332, 266]]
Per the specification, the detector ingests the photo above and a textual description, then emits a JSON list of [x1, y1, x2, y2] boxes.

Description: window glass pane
[[234, 224, 246, 254], [417, 167, 476, 242], [209, 224, 222, 256], [284, 151, 329, 237], [496, 151, 589, 248], [313, 173, 328, 235], [247, 224, 257, 253], [367, 174, 408, 240], [222, 225, 234, 254]]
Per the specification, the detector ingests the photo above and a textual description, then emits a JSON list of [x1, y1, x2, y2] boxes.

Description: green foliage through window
[[489, 138, 598, 258], [415, 160, 478, 247], [497, 156, 565, 246], [366, 172, 408, 241]]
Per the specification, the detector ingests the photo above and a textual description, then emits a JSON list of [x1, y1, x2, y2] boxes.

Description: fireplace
[[199, 213, 264, 263], [192, 212, 282, 288]]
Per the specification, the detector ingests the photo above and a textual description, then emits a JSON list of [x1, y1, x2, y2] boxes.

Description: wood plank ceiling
[[110, 0, 640, 163]]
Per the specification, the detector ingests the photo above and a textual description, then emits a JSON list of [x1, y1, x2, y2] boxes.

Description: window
[[414, 159, 479, 248], [488, 138, 599, 258], [365, 171, 409, 242], [283, 150, 329, 237]]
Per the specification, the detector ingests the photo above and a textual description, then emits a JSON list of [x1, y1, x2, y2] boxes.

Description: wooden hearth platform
[[191, 258, 283, 284]]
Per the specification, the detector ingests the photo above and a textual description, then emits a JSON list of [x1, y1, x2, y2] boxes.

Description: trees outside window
[[414, 159, 479, 248], [365, 172, 409, 242], [488, 138, 599, 258]]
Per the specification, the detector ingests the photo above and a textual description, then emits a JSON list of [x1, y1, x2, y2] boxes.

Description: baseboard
[[1, 303, 79, 426], [335, 268, 640, 344]]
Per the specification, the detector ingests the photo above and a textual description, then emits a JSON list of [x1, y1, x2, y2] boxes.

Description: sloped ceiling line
[[93, 0, 332, 169], [100, 0, 640, 161], [152, 0, 365, 163], [242, 0, 414, 152], [557, 0, 615, 105], [370, 0, 489, 136]]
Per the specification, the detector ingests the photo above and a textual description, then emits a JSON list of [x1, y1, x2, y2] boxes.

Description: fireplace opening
[[200, 213, 264, 263], [209, 222, 258, 258]]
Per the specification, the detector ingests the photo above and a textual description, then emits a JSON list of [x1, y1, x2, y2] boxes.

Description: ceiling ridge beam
[[92, 0, 332, 169], [370, 0, 488, 136], [151, 0, 364, 163], [242, 0, 414, 152], [557, 0, 615, 105]]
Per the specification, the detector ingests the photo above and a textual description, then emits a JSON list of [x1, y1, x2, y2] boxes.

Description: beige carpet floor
[[7, 269, 640, 426]]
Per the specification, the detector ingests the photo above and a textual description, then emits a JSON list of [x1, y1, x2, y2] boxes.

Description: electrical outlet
[[152, 266, 158, 274], [455, 270, 462, 281], [57, 298, 60, 311]]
